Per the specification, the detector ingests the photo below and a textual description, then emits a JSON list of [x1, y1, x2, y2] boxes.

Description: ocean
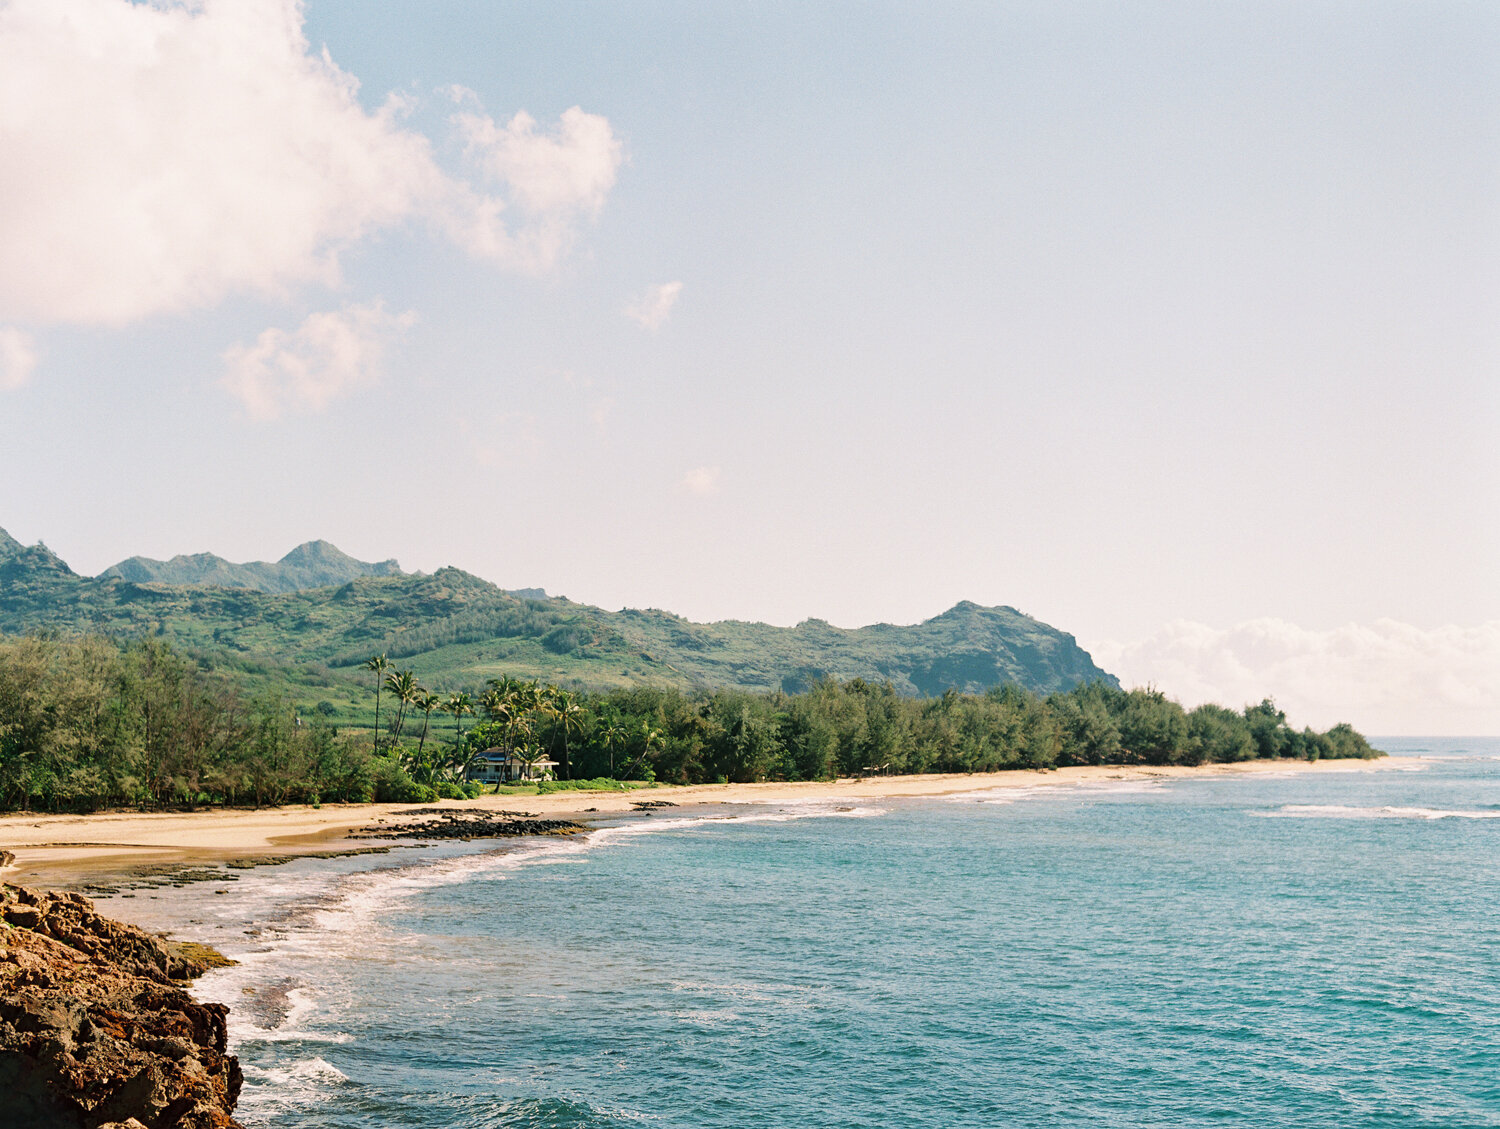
[[100, 738, 1500, 1128]]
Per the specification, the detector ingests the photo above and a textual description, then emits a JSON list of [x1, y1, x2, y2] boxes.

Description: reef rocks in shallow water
[[0, 883, 242, 1129], [350, 809, 586, 841]]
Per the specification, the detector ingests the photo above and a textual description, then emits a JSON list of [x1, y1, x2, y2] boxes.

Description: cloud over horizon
[[0, 328, 36, 390], [1089, 618, 1500, 736], [0, 0, 621, 328], [222, 302, 416, 420], [625, 281, 684, 331], [679, 465, 721, 496]]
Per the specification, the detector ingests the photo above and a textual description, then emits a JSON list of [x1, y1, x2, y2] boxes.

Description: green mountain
[[0, 528, 1118, 710], [0, 535, 76, 593], [100, 539, 406, 593]]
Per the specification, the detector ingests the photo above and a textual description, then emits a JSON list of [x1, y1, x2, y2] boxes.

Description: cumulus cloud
[[1089, 618, 1500, 736], [0, 328, 37, 389], [451, 106, 622, 273], [456, 106, 620, 217], [679, 465, 721, 496], [625, 281, 683, 331], [0, 0, 621, 327], [222, 302, 415, 420]]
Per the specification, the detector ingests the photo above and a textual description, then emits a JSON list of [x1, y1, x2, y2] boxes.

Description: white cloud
[[625, 281, 683, 331], [0, 0, 620, 327], [222, 302, 415, 420], [451, 105, 623, 273], [1089, 618, 1500, 736], [0, 327, 37, 389], [679, 465, 721, 496], [456, 106, 620, 217]]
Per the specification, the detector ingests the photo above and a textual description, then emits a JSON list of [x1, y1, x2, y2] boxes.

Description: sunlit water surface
[[102, 738, 1500, 1128]]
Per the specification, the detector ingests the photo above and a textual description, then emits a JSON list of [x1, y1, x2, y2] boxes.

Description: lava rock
[[349, 811, 585, 841], [0, 883, 242, 1128]]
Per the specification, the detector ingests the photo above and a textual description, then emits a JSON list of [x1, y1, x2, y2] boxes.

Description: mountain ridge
[[0, 527, 1120, 703], [99, 539, 406, 594]]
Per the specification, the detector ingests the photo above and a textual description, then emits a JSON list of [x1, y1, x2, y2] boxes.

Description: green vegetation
[[0, 634, 479, 811], [99, 539, 405, 593], [0, 633, 1378, 814], [534, 778, 650, 794], [0, 529, 1117, 710], [552, 679, 1378, 782]]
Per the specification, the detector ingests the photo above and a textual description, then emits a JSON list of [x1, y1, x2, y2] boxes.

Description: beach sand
[[0, 757, 1412, 888]]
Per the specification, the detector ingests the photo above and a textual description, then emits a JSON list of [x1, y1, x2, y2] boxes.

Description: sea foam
[[1253, 803, 1500, 820]]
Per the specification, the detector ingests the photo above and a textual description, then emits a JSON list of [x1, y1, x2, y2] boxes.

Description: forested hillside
[[0, 529, 1117, 718], [0, 633, 1376, 813]]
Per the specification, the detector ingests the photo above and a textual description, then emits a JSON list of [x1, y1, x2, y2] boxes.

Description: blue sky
[[0, 0, 1496, 732]]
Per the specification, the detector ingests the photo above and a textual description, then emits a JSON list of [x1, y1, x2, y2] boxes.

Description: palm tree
[[548, 688, 585, 780], [363, 654, 390, 750], [416, 691, 441, 758], [599, 721, 627, 778], [446, 692, 475, 748], [619, 722, 662, 781], [513, 679, 543, 721], [483, 676, 524, 731], [385, 669, 420, 745], [504, 716, 535, 791], [516, 742, 550, 783]]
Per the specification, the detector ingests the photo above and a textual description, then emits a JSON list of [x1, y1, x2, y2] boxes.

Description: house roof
[[475, 748, 559, 767]]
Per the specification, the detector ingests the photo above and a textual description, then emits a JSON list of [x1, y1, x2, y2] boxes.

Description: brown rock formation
[[0, 883, 242, 1128], [348, 809, 585, 841]]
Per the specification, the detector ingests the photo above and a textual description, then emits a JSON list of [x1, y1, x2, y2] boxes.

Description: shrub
[[370, 756, 435, 803], [534, 777, 639, 794]]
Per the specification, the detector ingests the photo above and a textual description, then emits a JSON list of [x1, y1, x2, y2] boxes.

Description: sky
[[0, 0, 1496, 734]]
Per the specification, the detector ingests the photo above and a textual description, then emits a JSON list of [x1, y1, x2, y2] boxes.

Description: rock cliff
[[0, 884, 241, 1128]]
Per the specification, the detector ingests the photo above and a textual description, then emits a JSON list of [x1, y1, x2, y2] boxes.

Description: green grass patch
[[534, 777, 650, 794]]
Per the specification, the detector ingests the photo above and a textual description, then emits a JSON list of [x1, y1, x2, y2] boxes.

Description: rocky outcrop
[[350, 810, 585, 841], [0, 884, 242, 1128]]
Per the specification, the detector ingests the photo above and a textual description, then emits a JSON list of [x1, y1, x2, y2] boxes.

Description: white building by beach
[[465, 749, 559, 785]]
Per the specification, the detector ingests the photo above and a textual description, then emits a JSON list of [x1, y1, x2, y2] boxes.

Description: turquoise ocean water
[[102, 738, 1500, 1128]]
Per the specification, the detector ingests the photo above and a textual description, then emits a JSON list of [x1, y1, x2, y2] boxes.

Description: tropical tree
[[619, 721, 662, 781], [483, 677, 524, 737], [416, 691, 441, 758], [599, 720, 627, 778], [515, 742, 551, 782], [518, 679, 546, 717], [548, 688, 585, 779], [477, 712, 537, 793], [363, 654, 390, 750], [384, 669, 420, 745], [446, 691, 475, 748]]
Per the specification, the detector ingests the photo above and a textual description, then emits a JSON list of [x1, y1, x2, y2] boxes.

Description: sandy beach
[[0, 757, 1412, 888]]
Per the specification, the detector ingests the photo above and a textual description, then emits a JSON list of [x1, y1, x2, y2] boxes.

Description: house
[[465, 748, 559, 785]]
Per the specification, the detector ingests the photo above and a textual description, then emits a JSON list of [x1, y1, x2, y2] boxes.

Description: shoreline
[[0, 757, 1414, 888]]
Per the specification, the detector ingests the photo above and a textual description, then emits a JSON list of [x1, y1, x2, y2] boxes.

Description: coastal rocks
[[349, 810, 586, 841], [631, 800, 678, 811], [0, 883, 242, 1129]]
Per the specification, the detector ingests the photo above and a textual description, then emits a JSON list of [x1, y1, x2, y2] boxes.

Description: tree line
[[0, 633, 1378, 813], [0, 634, 466, 811], [507, 677, 1378, 783]]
